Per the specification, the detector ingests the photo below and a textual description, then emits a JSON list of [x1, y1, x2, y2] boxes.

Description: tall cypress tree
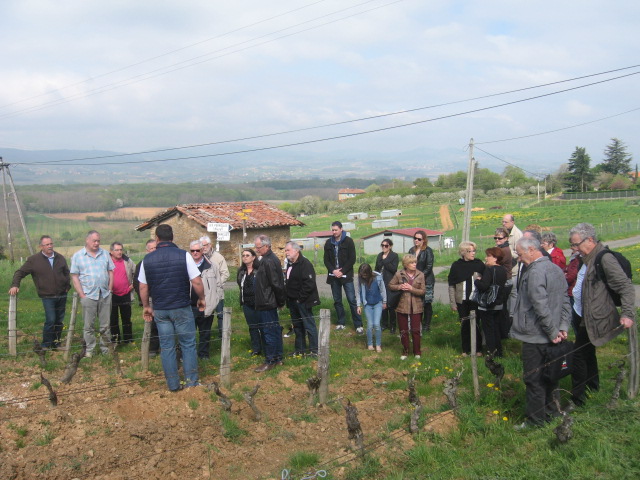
[[565, 146, 593, 192], [601, 138, 632, 176]]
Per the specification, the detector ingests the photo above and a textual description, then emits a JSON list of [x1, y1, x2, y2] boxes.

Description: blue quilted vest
[[143, 242, 191, 310]]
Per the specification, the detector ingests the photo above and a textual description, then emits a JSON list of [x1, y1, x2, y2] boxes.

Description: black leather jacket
[[254, 249, 286, 311]]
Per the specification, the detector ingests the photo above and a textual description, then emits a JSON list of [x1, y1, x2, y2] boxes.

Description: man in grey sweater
[[511, 236, 571, 428]]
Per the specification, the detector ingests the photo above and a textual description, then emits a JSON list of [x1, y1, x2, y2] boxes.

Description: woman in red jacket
[[541, 232, 566, 269]]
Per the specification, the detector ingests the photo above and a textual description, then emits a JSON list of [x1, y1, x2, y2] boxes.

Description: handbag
[[543, 340, 574, 383], [386, 289, 401, 310], [470, 268, 499, 308]]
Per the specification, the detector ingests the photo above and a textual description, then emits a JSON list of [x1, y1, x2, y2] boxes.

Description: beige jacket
[[389, 270, 426, 315]]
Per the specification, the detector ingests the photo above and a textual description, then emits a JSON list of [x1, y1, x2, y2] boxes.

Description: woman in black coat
[[475, 247, 507, 357], [375, 239, 399, 333]]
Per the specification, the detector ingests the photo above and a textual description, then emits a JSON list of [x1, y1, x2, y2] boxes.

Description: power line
[[12, 64, 640, 165], [476, 107, 640, 145], [0, 0, 330, 112], [0, 0, 399, 121], [13, 70, 639, 168], [474, 145, 548, 179]]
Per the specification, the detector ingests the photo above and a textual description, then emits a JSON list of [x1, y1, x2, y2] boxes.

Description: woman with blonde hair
[[389, 254, 426, 360], [448, 241, 485, 356], [408, 230, 435, 332]]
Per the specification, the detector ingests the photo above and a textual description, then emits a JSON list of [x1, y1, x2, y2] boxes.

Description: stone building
[[135, 201, 304, 266]]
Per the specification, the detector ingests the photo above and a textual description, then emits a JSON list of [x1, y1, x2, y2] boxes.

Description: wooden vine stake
[[63, 292, 79, 362], [140, 319, 152, 371], [220, 307, 232, 388], [317, 309, 331, 405]]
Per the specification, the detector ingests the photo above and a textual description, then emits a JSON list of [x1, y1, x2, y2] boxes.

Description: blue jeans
[[364, 302, 383, 347], [154, 306, 199, 391], [191, 306, 214, 358], [41, 296, 67, 348], [289, 301, 318, 355], [258, 308, 282, 364], [330, 279, 362, 328], [243, 304, 265, 354]]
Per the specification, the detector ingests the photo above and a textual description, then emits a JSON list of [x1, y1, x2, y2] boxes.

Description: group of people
[[10, 216, 636, 421], [444, 214, 635, 428]]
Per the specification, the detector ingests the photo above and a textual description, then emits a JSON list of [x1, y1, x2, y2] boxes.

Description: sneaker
[[400, 355, 408, 360], [283, 328, 294, 338], [335, 325, 346, 330], [375, 346, 382, 353], [356, 327, 364, 334], [368, 345, 374, 351], [415, 355, 421, 360]]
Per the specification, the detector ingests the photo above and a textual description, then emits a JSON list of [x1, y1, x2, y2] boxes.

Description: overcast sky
[[0, 0, 638, 177]]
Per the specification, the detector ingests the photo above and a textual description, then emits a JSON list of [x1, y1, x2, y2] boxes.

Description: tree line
[[564, 138, 636, 192]]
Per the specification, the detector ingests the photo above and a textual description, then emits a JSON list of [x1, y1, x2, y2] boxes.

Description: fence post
[[470, 309, 480, 398], [317, 309, 331, 405], [140, 320, 151, 371], [8, 294, 17, 356], [220, 306, 232, 388], [628, 324, 639, 398], [63, 292, 79, 362]]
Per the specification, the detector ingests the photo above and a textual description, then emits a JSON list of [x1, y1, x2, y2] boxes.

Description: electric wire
[[0, 0, 400, 121], [14, 70, 638, 168], [474, 145, 550, 180], [12, 65, 640, 165]]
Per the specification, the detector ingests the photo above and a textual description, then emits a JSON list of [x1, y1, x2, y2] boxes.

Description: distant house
[[347, 212, 368, 220], [338, 188, 366, 201], [372, 219, 398, 229], [380, 209, 402, 218], [361, 227, 444, 255], [135, 201, 304, 266]]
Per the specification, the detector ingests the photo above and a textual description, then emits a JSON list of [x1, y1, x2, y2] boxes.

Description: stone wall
[[146, 214, 292, 267]]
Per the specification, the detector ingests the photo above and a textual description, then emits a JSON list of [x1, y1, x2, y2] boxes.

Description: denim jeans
[[243, 304, 265, 355], [258, 308, 282, 364], [191, 306, 214, 358], [289, 301, 318, 355], [41, 296, 67, 348], [154, 306, 199, 391], [81, 295, 112, 354], [329, 279, 362, 328], [215, 299, 224, 338], [364, 302, 382, 347]]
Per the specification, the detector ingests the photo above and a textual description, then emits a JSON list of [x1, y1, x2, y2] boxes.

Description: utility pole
[[0, 158, 34, 261], [462, 139, 475, 242]]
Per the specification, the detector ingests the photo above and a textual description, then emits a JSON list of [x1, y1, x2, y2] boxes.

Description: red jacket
[[549, 247, 566, 270]]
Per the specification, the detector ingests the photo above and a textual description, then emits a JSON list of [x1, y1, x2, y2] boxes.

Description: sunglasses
[[381, 244, 390, 248], [493, 236, 505, 240], [241, 253, 252, 257], [190, 249, 201, 253], [413, 237, 423, 241]]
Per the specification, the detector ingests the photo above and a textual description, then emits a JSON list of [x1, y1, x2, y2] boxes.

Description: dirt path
[[438, 204, 454, 231]]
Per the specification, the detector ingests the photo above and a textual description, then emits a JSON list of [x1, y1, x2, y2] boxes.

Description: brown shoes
[[254, 361, 284, 373]]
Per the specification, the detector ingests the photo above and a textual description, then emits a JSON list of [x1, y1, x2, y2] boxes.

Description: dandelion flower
[[487, 383, 495, 388], [493, 410, 500, 415], [502, 417, 508, 421]]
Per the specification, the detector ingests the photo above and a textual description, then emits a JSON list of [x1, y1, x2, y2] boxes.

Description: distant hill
[[2, 145, 477, 184]]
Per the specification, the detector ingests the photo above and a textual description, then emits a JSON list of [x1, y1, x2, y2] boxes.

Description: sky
[[0, 0, 638, 179]]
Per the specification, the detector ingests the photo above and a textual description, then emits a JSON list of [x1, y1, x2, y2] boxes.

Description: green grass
[[220, 411, 248, 443]]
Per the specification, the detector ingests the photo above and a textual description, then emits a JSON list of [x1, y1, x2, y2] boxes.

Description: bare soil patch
[[0, 350, 454, 479]]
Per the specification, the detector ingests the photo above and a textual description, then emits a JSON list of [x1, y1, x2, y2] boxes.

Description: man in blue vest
[[138, 225, 205, 391]]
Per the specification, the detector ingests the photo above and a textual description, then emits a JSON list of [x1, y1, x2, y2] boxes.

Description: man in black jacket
[[324, 221, 363, 332], [9, 235, 70, 349], [254, 234, 287, 372], [285, 242, 320, 356]]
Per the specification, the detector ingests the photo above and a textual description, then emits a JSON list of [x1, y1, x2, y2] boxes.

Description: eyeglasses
[[381, 244, 390, 248], [201, 243, 210, 247], [570, 238, 587, 248], [493, 236, 505, 240], [413, 237, 423, 241], [190, 249, 201, 253], [254, 244, 265, 250]]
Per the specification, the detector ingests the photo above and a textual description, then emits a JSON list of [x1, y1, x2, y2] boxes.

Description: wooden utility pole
[[0, 159, 34, 260], [462, 139, 475, 242]]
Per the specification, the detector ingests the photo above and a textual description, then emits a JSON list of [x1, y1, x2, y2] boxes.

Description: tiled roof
[[135, 201, 304, 231], [307, 231, 334, 238], [338, 188, 366, 194], [361, 227, 444, 239]]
